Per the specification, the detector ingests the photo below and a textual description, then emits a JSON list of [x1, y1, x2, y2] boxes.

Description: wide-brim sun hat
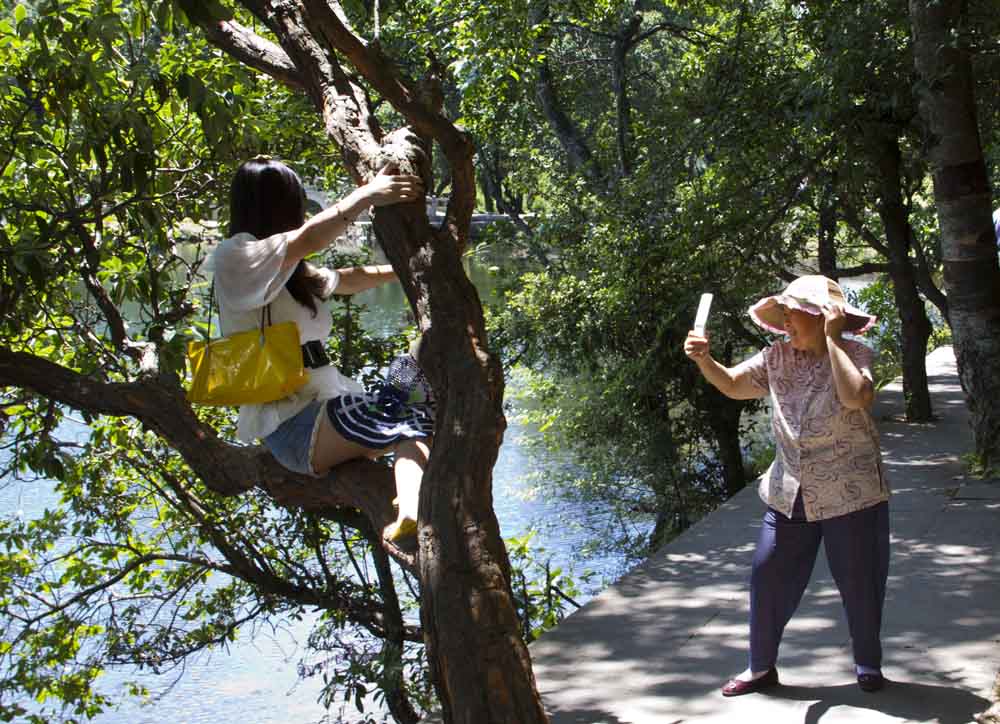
[[748, 275, 876, 335]]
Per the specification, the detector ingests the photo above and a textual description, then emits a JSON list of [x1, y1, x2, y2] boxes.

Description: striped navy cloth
[[327, 355, 435, 449]]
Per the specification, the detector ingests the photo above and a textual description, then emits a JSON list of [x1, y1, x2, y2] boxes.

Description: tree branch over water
[[0, 346, 414, 571]]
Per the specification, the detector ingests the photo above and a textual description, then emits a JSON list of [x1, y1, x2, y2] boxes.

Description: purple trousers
[[749, 493, 890, 672]]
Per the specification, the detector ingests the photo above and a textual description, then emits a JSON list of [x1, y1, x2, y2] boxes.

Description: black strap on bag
[[260, 302, 271, 341], [199, 279, 217, 344]]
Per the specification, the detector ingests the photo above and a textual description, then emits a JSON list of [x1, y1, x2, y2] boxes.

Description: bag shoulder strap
[[199, 279, 217, 342], [201, 277, 272, 339]]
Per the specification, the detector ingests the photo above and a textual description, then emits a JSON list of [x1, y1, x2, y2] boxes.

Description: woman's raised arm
[[281, 167, 423, 271], [684, 331, 767, 400]]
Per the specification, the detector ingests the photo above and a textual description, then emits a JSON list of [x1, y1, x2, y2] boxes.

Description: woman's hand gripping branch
[[282, 166, 424, 271]]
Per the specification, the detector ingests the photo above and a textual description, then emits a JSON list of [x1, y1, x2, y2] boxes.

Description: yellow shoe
[[385, 517, 417, 542]]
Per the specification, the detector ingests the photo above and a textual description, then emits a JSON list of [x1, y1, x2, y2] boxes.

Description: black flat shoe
[[857, 672, 885, 692], [721, 667, 779, 697]]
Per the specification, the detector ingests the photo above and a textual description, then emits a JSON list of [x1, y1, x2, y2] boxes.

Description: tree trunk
[[611, 15, 641, 179], [694, 339, 749, 498], [703, 393, 748, 498], [910, 0, 1000, 466], [481, 168, 497, 213], [373, 206, 549, 724], [816, 173, 839, 280], [872, 131, 934, 421]]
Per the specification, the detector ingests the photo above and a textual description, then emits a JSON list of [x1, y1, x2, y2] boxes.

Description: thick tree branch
[[835, 262, 891, 277], [0, 347, 415, 573], [322, 51, 385, 182], [203, 18, 304, 89], [531, 0, 601, 181], [303, 1, 458, 146], [632, 20, 713, 48], [910, 228, 950, 321], [611, 14, 641, 177], [302, 0, 476, 248], [68, 220, 158, 372]]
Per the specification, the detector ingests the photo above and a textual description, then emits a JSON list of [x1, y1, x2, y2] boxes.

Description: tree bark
[[611, 14, 641, 178], [910, 0, 1000, 466], [531, 0, 599, 181], [871, 130, 934, 421]]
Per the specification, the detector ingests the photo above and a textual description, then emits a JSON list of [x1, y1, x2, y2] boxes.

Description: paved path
[[528, 346, 1000, 724]]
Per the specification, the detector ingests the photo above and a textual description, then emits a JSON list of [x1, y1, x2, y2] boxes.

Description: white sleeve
[[212, 232, 298, 311], [316, 267, 341, 297]]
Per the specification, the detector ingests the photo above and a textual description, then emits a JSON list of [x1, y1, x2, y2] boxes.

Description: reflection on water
[[2, 252, 628, 724]]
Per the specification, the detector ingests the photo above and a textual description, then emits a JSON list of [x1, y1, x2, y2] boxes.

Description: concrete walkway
[[528, 346, 1000, 724]]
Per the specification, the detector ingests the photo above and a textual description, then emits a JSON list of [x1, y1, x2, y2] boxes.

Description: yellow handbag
[[186, 288, 310, 406]]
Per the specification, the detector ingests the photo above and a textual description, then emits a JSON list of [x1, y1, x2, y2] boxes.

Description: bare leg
[[311, 411, 431, 540], [310, 410, 384, 473], [393, 437, 430, 521]]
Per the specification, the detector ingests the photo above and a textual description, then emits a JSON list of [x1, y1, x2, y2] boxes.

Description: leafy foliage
[[451, 0, 989, 559], [0, 0, 996, 720]]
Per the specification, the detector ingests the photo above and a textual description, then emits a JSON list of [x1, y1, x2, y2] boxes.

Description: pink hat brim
[[749, 295, 877, 335]]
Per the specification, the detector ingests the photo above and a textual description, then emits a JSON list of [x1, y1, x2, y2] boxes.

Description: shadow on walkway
[[769, 680, 990, 724]]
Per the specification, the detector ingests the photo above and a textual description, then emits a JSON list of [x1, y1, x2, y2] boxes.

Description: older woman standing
[[684, 275, 890, 695]]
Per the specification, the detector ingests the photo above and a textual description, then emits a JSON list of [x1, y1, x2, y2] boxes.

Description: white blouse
[[211, 231, 365, 442]]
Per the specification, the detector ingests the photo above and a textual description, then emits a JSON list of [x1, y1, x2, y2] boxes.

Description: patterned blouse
[[733, 339, 890, 521]]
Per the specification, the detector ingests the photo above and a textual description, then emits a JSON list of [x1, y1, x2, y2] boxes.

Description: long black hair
[[228, 157, 329, 315]]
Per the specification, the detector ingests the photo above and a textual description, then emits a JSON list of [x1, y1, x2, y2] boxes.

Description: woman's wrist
[[337, 187, 372, 219], [695, 353, 716, 372]]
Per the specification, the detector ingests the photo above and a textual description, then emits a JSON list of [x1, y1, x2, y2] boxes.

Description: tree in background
[[448, 0, 861, 556], [910, 0, 1000, 469], [787, 0, 938, 421], [441, 0, 998, 560], [1, 0, 998, 720]]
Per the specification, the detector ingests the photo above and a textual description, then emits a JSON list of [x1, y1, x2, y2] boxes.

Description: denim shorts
[[262, 400, 326, 477]]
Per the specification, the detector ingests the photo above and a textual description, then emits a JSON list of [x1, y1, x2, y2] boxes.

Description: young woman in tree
[[684, 275, 890, 695], [213, 157, 432, 541]]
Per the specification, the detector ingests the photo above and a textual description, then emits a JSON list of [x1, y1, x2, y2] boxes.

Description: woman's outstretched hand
[[363, 165, 424, 207], [684, 331, 710, 362]]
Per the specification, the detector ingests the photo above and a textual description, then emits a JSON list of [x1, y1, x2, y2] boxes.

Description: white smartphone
[[693, 293, 713, 336]]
